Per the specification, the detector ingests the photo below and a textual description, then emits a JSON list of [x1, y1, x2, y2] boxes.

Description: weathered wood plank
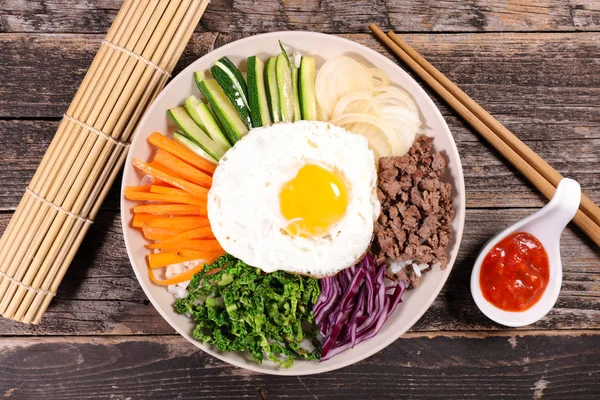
[[1, 119, 597, 211], [2, 32, 600, 120], [0, 209, 595, 336], [3, 0, 600, 34], [0, 333, 598, 399]]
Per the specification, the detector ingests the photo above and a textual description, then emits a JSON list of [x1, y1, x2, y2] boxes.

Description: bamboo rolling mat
[[0, 0, 209, 324]]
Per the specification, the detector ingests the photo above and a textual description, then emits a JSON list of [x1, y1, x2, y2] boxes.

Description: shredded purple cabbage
[[314, 255, 408, 361]]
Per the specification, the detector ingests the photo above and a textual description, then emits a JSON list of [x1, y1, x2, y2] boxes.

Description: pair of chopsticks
[[369, 24, 600, 247]]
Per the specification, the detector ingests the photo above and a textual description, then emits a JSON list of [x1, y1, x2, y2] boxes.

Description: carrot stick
[[145, 239, 223, 252], [142, 226, 189, 241], [143, 216, 210, 230], [148, 258, 225, 286], [124, 191, 206, 206], [148, 262, 206, 286], [142, 230, 171, 241], [147, 252, 203, 269], [157, 227, 215, 243], [153, 178, 175, 187], [124, 185, 152, 196], [132, 158, 208, 200], [132, 213, 157, 228], [153, 149, 212, 189], [133, 204, 207, 216], [150, 185, 191, 197], [178, 249, 224, 259], [148, 132, 216, 175]]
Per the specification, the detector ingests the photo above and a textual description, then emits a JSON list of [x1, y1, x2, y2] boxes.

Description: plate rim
[[120, 30, 466, 375]]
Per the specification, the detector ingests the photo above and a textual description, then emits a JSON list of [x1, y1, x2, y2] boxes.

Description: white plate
[[121, 31, 466, 375]]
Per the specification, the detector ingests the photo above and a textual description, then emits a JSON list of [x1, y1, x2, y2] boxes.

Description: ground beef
[[372, 136, 455, 286]]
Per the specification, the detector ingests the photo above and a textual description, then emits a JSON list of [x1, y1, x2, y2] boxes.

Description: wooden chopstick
[[385, 31, 600, 228], [368, 24, 600, 247]]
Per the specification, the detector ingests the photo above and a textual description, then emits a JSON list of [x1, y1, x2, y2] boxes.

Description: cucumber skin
[[276, 53, 295, 123], [197, 80, 247, 145], [299, 57, 318, 121], [211, 57, 253, 129], [264, 57, 281, 123], [184, 95, 208, 131], [197, 101, 231, 149], [167, 107, 227, 160], [174, 132, 217, 163], [247, 56, 271, 127], [292, 66, 302, 122], [216, 57, 248, 98]]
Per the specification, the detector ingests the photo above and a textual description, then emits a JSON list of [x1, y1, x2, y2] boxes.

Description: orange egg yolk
[[279, 164, 349, 237]]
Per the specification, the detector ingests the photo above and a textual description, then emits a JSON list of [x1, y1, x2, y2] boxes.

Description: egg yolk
[[279, 164, 349, 237]]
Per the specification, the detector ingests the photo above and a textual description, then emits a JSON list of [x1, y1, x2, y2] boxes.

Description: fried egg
[[207, 121, 380, 277]]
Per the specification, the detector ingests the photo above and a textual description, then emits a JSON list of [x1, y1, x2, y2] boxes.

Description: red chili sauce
[[479, 232, 550, 312]]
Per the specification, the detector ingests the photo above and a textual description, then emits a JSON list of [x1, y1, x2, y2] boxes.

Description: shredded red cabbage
[[314, 255, 407, 361]]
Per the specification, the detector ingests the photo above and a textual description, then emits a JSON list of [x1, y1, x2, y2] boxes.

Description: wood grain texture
[[1, 120, 597, 211], [0, 333, 598, 399], [1, 2, 599, 393], [3, 0, 600, 34], [3, 32, 600, 120], [0, 208, 595, 336], [0, 32, 598, 209]]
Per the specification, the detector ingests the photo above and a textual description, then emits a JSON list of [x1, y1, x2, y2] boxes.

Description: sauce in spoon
[[479, 232, 550, 312]]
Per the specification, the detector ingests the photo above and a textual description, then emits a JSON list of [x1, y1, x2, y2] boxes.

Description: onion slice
[[315, 57, 423, 159]]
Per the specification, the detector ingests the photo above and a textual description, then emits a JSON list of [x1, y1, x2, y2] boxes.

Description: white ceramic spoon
[[470, 178, 581, 327]]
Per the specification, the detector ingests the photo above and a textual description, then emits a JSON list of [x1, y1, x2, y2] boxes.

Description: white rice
[[387, 258, 443, 286], [164, 260, 197, 299]]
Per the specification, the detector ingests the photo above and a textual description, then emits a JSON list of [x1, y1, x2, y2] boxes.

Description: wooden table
[[1, 1, 599, 399]]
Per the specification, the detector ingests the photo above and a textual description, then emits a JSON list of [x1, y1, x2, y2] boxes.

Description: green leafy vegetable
[[174, 254, 321, 367]]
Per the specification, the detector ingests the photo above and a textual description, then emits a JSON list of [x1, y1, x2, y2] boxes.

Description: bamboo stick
[[0, 0, 210, 322], [0, 1, 155, 311], [0, 1, 138, 287], [24, 1, 209, 324]]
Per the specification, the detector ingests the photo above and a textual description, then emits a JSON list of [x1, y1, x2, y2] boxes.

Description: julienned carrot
[[157, 227, 215, 243], [150, 185, 191, 197], [133, 204, 207, 216], [147, 252, 202, 269], [153, 178, 175, 187], [133, 158, 208, 200], [143, 216, 210, 230], [153, 149, 212, 189], [148, 262, 205, 285], [142, 226, 189, 241], [124, 185, 152, 196], [145, 239, 223, 252], [124, 191, 206, 206], [148, 132, 216, 175], [132, 213, 157, 228], [178, 249, 224, 259], [142, 230, 171, 241]]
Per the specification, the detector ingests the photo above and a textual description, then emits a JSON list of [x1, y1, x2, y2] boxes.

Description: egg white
[[207, 121, 380, 277]]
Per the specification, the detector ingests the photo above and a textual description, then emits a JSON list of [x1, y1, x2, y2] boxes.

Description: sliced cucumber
[[211, 57, 252, 129], [299, 56, 317, 120], [173, 132, 217, 164], [184, 95, 231, 150], [292, 65, 301, 122], [276, 53, 294, 123], [183, 95, 207, 131], [194, 70, 209, 88], [167, 106, 229, 160], [197, 79, 249, 144], [264, 57, 280, 123], [247, 56, 271, 127]]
